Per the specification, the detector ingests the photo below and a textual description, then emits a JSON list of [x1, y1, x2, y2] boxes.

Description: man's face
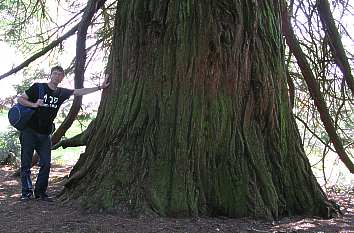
[[50, 71, 64, 84]]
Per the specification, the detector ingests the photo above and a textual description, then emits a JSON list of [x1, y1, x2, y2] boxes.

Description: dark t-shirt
[[25, 83, 74, 135]]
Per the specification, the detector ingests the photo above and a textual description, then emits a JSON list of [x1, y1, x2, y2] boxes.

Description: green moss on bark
[[62, 0, 335, 219]]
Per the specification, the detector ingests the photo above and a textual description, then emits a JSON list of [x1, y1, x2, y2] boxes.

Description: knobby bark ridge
[[62, 0, 337, 219]]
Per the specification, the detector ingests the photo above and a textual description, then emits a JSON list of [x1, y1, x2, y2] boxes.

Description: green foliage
[[5, 69, 47, 100], [0, 0, 49, 44], [13, 78, 37, 95], [52, 116, 93, 165], [0, 128, 20, 165]]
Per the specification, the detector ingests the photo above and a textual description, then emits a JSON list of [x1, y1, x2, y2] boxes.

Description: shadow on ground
[[0, 165, 353, 233]]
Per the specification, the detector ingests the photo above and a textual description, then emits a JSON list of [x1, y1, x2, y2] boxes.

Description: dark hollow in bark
[[62, 0, 336, 219]]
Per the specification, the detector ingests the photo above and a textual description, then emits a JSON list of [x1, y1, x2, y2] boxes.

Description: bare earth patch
[[0, 165, 353, 233]]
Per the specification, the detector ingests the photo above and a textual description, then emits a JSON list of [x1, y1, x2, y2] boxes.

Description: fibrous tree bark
[[62, 0, 336, 219]]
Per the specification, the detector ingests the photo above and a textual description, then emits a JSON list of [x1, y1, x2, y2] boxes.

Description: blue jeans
[[20, 128, 51, 197]]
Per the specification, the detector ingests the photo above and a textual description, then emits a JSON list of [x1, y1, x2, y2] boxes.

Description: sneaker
[[35, 193, 54, 202], [20, 192, 33, 201]]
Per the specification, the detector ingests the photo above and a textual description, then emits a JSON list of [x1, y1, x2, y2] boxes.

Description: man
[[18, 65, 110, 201]]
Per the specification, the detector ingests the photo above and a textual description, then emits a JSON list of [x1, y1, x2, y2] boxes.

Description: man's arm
[[73, 86, 102, 96], [73, 76, 110, 96], [17, 93, 43, 108]]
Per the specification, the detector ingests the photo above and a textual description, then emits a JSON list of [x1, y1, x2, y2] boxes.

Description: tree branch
[[281, 1, 354, 173], [52, 119, 95, 150], [29, 0, 108, 168], [294, 115, 336, 153], [51, 0, 107, 146], [316, 0, 354, 95], [0, 24, 79, 80]]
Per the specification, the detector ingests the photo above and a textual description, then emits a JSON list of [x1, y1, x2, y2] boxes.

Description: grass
[[51, 116, 91, 165]]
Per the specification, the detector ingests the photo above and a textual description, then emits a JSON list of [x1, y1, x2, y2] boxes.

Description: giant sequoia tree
[[59, 0, 338, 219]]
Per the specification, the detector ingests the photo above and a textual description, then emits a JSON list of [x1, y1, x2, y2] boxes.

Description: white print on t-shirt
[[43, 94, 59, 108]]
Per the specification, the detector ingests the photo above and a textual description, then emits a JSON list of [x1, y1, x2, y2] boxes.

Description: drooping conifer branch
[[51, 0, 107, 145], [0, 24, 79, 80], [281, 0, 354, 173], [316, 0, 354, 95]]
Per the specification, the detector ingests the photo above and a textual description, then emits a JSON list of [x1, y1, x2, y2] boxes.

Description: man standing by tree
[[18, 65, 109, 201]]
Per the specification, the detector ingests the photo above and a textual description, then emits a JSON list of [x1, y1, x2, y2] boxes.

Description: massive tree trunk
[[62, 0, 335, 219]]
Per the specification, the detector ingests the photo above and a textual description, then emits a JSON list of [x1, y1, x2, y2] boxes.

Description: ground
[[0, 165, 353, 233]]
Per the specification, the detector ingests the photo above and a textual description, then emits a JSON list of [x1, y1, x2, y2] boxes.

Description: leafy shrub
[[0, 129, 20, 165]]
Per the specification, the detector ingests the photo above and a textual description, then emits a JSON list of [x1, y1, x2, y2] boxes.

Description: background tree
[[283, 0, 354, 181]]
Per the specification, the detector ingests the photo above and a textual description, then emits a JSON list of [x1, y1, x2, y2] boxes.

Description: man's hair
[[51, 66, 64, 75]]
